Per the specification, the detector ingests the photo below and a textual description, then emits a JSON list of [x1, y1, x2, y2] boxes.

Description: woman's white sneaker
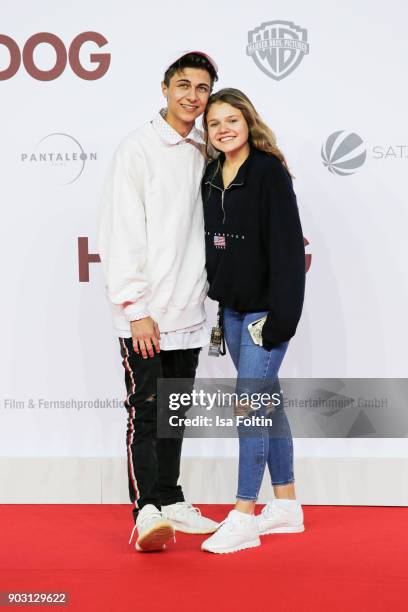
[[161, 502, 218, 534], [201, 510, 261, 554], [257, 500, 305, 535], [130, 504, 175, 552]]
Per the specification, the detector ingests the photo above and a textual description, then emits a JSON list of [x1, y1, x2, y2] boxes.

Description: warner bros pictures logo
[[246, 20, 309, 80]]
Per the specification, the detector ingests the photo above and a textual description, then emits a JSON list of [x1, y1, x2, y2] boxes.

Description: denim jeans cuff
[[236, 495, 258, 501], [271, 479, 295, 486]]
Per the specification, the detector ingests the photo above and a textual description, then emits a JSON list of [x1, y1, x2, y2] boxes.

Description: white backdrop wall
[[1, 0, 408, 504]]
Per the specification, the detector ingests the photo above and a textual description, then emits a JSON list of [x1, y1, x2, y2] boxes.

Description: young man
[[98, 51, 219, 552]]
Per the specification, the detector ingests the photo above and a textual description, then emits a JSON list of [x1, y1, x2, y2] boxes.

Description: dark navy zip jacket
[[202, 145, 306, 348]]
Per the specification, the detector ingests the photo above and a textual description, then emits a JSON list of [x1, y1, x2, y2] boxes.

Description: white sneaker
[[201, 510, 261, 554], [257, 500, 305, 535], [129, 504, 175, 552], [161, 501, 218, 534]]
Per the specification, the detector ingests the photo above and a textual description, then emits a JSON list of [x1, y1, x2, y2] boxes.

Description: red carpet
[[0, 505, 407, 611]]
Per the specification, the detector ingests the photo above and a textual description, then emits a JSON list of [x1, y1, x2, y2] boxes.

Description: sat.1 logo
[[321, 131, 366, 176]]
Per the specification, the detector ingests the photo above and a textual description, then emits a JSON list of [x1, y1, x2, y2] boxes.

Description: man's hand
[[130, 317, 161, 359]]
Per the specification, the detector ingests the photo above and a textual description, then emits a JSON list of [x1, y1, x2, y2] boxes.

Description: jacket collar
[[205, 144, 258, 190]]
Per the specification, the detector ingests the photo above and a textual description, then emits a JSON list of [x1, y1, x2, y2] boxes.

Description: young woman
[[200, 89, 306, 554]]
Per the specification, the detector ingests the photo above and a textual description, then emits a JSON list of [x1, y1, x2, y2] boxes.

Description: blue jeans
[[223, 308, 294, 501]]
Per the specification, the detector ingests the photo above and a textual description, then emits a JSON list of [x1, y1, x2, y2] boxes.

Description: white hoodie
[[98, 111, 209, 336]]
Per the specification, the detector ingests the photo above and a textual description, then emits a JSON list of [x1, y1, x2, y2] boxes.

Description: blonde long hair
[[202, 88, 292, 175]]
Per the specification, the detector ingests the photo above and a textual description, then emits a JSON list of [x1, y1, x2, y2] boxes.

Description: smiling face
[[206, 102, 249, 155], [161, 67, 212, 132]]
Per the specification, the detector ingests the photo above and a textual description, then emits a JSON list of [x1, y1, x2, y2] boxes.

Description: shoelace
[[172, 502, 202, 516], [214, 511, 258, 535], [129, 524, 137, 545]]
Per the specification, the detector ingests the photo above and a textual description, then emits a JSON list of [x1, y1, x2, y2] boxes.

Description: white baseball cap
[[163, 50, 218, 75]]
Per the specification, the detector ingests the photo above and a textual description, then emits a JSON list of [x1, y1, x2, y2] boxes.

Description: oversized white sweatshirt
[[98, 112, 208, 335]]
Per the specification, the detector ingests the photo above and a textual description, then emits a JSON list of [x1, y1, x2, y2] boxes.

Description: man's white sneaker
[[201, 510, 261, 554], [161, 501, 218, 534], [257, 500, 305, 535], [129, 504, 175, 552]]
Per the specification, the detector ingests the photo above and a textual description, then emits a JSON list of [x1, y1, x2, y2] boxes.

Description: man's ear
[[161, 81, 168, 98]]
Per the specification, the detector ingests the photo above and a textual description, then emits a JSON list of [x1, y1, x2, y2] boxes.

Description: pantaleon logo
[[21, 133, 97, 185], [0, 32, 110, 80]]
